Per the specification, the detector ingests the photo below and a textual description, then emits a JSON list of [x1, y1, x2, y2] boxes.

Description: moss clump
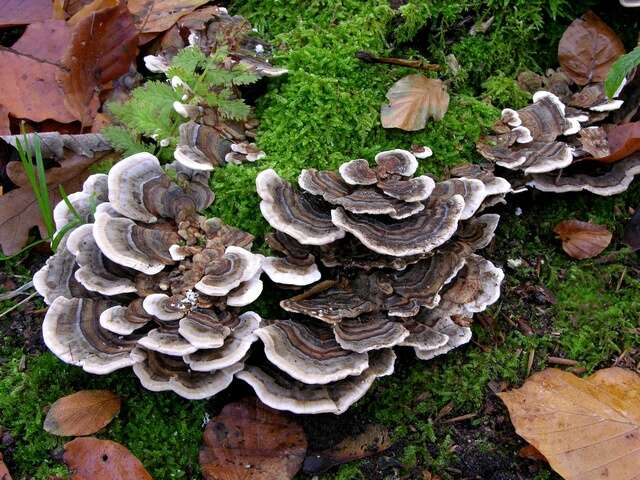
[[481, 74, 531, 109]]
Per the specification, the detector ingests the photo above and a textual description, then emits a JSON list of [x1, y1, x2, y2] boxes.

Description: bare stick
[[355, 51, 440, 71]]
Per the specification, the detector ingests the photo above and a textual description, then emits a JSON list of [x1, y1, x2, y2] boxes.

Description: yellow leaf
[[499, 368, 640, 480]]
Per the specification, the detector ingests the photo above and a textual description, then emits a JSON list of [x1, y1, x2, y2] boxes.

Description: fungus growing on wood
[[247, 148, 505, 414], [477, 47, 640, 195], [34, 152, 263, 400]]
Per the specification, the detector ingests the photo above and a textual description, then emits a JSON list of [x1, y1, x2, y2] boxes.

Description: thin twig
[[355, 51, 440, 71], [0, 281, 34, 301], [616, 266, 627, 292], [0, 291, 37, 319], [547, 356, 578, 366], [440, 413, 477, 424], [526, 348, 535, 377]]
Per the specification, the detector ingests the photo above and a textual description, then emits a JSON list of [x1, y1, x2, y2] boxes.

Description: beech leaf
[[0, 0, 53, 27], [596, 122, 640, 164], [63, 437, 153, 480], [303, 424, 392, 474], [127, 0, 209, 34], [553, 219, 612, 259], [381, 75, 449, 131], [44, 390, 121, 436], [499, 368, 640, 480], [199, 398, 307, 480], [558, 11, 625, 86]]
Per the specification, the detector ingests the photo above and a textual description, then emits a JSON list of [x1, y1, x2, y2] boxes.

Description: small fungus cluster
[[245, 149, 507, 414], [35, 153, 264, 399], [477, 72, 640, 195]]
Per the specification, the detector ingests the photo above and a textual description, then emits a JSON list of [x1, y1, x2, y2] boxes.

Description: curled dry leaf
[[518, 445, 547, 462], [381, 75, 449, 131], [60, 2, 139, 125], [622, 207, 640, 251], [499, 367, 640, 480], [597, 122, 640, 163], [0, 0, 52, 27], [199, 398, 307, 480], [0, 452, 12, 480], [64, 437, 152, 480], [553, 219, 612, 259], [303, 424, 392, 474], [558, 11, 625, 85], [44, 390, 121, 436], [0, 136, 114, 255], [127, 0, 209, 34]]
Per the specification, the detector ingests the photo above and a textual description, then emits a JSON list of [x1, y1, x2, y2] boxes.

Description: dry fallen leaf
[[303, 424, 392, 474], [0, 135, 113, 255], [44, 390, 121, 437], [64, 437, 153, 480], [518, 444, 547, 462], [597, 122, 640, 163], [558, 11, 625, 85], [0, 107, 9, 135], [0, 0, 53, 27], [60, 1, 139, 125], [127, 0, 209, 35], [499, 367, 640, 480], [199, 398, 307, 480], [622, 207, 640, 251], [381, 75, 449, 131], [0, 451, 12, 480], [553, 219, 612, 259]]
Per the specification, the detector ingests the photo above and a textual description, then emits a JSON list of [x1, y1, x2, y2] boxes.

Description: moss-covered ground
[[1, 1, 639, 478]]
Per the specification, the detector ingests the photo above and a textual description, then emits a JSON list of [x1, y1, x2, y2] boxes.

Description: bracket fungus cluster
[[477, 72, 640, 195], [34, 152, 264, 400], [144, 6, 287, 171], [243, 149, 507, 414]]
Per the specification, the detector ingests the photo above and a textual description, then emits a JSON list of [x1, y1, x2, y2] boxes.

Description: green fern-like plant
[[103, 44, 260, 161]]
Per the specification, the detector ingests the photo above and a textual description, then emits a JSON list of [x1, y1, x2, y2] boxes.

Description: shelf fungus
[[34, 152, 264, 400], [143, 8, 286, 171], [246, 149, 505, 414], [477, 66, 640, 195]]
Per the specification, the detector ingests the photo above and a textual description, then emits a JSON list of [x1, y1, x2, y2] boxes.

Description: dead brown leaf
[[381, 75, 449, 131], [553, 219, 612, 259], [499, 368, 640, 480], [596, 122, 640, 163], [199, 398, 307, 480], [0, 21, 77, 124], [0, 451, 12, 480], [67, 0, 119, 25], [518, 444, 547, 462], [44, 390, 121, 436], [0, 107, 9, 135], [60, 2, 139, 125], [0, 0, 53, 27], [127, 0, 209, 34], [64, 437, 153, 480], [302, 424, 392, 474], [0, 141, 112, 255], [558, 11, 625, 85]]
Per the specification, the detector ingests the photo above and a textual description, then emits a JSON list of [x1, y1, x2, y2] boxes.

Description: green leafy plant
[[605, 46, 640, 98], [0, 134, 85, 260], [103, 44, 260, 162]]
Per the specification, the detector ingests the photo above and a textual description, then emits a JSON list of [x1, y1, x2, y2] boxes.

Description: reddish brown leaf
[[0, 0, 53, 27], [381, 75, 449, 131], [59, 2, 139, 125], [303, 424, 392, 474], [553, 219, 612, 260], [67, 0, 119, 25], [0, 451, 12, 480], [0, 106, 9, 135], [64, 437, 153, 480], [595, 122, 640, 163], [558, 11, 625, 85], [44, 390, 121, 437], [127, 0, 209, 34], [518, 445, 547, 462], [199, 398, 307, 480], [0, 21, 77, 124], [499, 368, 640, 480]]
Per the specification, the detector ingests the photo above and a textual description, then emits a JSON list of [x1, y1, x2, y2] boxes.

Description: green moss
[[481, 74, 531, 109]]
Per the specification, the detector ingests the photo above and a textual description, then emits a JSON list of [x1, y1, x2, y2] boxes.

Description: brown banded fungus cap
[[477, 65, 640, 195], [245, 148, 505, 414], [34, 152, 263, 399], [143, 8, 286, 172]]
